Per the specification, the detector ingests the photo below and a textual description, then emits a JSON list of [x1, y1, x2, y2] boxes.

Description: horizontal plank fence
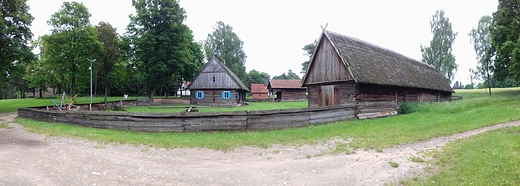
[[18, 104, 356, 132]]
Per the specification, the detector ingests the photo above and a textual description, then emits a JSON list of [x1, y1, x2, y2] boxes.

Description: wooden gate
[[318, 85, 339, 106]]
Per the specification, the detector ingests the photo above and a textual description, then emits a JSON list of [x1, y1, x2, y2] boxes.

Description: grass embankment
[[12, 87, 520, 152], [0, 96, 129, 113], [408, 127, 520, 185], [397, 88, 520, 185]]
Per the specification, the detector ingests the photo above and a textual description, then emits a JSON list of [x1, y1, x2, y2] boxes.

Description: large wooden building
[[301, 30, 454, 119], [188, 56, 249, 106], [267, 79, 307, 101]]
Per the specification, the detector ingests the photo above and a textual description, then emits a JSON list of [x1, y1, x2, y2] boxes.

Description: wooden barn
[[251, 84, 269, 99], [188, 56, 249, 106], [301, 30, 454, 119], [267, 79, 307, 102]]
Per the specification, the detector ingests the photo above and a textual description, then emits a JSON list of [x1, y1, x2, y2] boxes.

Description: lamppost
[[87, 58, 96, 111]]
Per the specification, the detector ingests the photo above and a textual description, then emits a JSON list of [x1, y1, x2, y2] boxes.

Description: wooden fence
[[18, 105, 356, 132]]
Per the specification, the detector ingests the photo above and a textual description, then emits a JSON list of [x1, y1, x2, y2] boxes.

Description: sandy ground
[[1, 113, 519, 186]]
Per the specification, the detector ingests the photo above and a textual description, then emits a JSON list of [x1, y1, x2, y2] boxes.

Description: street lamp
[[87, 58, 96, 111]]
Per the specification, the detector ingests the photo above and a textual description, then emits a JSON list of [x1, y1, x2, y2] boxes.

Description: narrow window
[[222, 91, 232, 100], [195, 91, 204, 99], [212, 77, 215, 82]]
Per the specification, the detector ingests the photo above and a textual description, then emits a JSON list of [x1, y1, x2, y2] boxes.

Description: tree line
[[1, 0, 304, 100]]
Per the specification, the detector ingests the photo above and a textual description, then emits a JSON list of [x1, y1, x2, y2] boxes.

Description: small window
[[212, 77, 215, 82], [195, 91, 204, 99], [222, 91, 232, 100]]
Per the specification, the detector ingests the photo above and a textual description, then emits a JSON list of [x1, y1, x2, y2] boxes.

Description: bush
[[398, 102, 420, 114]]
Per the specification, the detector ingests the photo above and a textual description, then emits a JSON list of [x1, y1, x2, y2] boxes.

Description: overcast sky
[[27, 0, 498, 85]]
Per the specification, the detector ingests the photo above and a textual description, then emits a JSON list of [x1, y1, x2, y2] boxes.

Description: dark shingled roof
[[188, 56, 249, 91], [309, 30, 453, 93]]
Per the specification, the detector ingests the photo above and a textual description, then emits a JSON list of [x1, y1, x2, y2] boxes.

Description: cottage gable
[[188, 56, 249, 91]]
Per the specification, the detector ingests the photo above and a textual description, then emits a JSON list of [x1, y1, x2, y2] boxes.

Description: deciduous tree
[[127, 0, 203, 98], [95, 21, 119, 102], [42, 2, 102, 95], [300, 40, 317, 74], [469, 15, 493, 95], [204, 21, 247, 83], [490, 0, 520, 81], [0, 0, 35, 99], [421, 10, 458, 85]]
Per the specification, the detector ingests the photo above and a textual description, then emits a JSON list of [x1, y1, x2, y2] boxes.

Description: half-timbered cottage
[[251, 84, 269, 99], [301, 30, 454, 119], [188, 56, 249, 106], [268, 79, 307, 101]]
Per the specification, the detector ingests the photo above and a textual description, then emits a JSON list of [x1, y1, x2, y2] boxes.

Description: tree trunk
[[104, 85, 108, 105], [486, 72, 492, 96]]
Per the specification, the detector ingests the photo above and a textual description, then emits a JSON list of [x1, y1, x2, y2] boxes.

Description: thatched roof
[[188, 56, 249, 91], [303, 30, 454, 93]]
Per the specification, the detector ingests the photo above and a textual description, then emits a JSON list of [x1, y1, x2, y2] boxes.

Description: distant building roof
[[269, 79, 306, 89], [251, 84, 268, 93]]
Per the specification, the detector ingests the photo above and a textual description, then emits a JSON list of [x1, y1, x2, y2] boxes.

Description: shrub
[[398, 102, 420, 114]]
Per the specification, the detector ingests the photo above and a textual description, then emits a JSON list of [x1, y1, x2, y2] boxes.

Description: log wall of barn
[[307, 81, 356, 107], [357, 84, 453, 114], [273, 89, 307, 101], [189, 89, 238, 106]]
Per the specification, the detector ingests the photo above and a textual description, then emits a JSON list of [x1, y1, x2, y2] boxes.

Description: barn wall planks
[[18, 105, 356, 132]]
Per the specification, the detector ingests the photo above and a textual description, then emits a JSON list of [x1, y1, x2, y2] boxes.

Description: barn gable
[[302, 30, 453, 93], [188, 56, 249, 91], [303, 35, 353, 85]]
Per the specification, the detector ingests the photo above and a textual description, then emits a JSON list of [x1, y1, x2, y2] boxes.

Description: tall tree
[[300, 40, 317, 74], [204, 21, 247, 83], [42, 2, 102, 95], [273, 69, 300, 80], [490, 0, 520, 81], [420, 10, 458, 85], [0, 0, 35, 99], [127, 0, 203, 98], [95, 21, 119, 102], [246, 69, 270, 85], [469, 15, 494, 95]]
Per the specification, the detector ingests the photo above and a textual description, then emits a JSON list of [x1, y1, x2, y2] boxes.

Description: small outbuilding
[[301, 30, 454, 119], [267, 79, 307, 102], [251, 84, 269, 99], [188, 56, 249, 106]]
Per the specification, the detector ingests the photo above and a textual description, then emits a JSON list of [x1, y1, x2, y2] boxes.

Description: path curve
[[1, 113, 519, 186]]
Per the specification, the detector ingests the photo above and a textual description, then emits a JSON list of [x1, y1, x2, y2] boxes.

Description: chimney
[[221, 59, 226, 65], [263, 76, 269, 87]]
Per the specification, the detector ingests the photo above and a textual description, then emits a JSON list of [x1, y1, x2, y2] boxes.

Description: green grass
[[125, 100, 308, 113], [402, 126, 520, 186], [0, 96, 131, 113], [12, 87, 520, 152]]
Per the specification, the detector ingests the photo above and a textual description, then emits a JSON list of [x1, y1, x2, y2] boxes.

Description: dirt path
[[1, 113, 519, 186]]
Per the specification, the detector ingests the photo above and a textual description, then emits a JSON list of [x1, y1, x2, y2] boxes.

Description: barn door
[[318, 85, 338, 106]]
